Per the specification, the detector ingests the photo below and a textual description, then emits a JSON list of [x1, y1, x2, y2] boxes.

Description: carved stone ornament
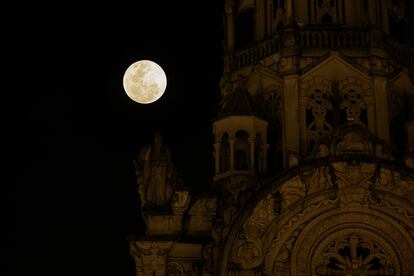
[[279, 176, 306, 209], [231, 234, 263, 270], [314, 234, 396, 275]]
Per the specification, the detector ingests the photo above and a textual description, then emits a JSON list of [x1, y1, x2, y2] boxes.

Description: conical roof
[[215, 82, 268, 121]]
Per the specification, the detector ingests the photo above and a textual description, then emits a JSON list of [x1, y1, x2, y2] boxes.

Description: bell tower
[[220, 0, 414, 169]]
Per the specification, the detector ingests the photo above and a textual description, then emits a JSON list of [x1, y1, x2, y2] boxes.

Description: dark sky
[[12, 2, 224, 276]]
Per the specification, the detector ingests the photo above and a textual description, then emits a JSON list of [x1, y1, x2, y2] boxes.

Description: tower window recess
[[235, 8, 255, 49]]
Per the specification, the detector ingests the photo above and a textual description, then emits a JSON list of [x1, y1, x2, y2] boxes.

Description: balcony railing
[[233, 34, 281, 70], [232, 26, 411, 71], [297, 28, 369, 49]]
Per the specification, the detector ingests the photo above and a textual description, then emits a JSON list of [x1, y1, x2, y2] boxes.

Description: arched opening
[[220, 133, 230, 173], [235, 8, 255, 49], [234, 130, 250, 170]]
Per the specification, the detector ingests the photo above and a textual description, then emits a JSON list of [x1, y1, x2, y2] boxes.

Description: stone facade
[[129, 0, 414, 275]]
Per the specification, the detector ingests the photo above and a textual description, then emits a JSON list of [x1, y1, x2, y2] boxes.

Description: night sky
[[12, 2, 224, 276]]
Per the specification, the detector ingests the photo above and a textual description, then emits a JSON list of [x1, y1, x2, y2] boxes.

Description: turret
[[213, 80, 269, 194]]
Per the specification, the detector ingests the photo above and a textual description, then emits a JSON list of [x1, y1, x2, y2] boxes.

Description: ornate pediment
[[301, 51, 371, 81]]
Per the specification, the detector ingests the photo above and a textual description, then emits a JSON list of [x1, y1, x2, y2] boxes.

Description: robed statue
[[133, 132, 177, 208]]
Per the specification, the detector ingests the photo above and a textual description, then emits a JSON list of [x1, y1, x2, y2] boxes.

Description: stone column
[[213, 142, 221, 174], [225, 0, 236, 51], [373, 76, 390, 143], [230, 137, 236, 171], [379, 0, 389, 33], [256, 0, 266, 41], [367, 0, 377, 25], [249, 137, 256, 170], [266, 0, 273, 35], [283, 75, 300, 167], [286, 0, 294, 25]]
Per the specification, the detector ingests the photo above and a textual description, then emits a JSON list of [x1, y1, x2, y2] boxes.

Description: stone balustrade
[[230, 27, 414, 73]]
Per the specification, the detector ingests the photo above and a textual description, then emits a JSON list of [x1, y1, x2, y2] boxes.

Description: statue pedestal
[[143, 190, 191, 235], [143, 214, 183, 235]]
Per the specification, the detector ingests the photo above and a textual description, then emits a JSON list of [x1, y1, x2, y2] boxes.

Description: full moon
[[123, 60, 167, 104]]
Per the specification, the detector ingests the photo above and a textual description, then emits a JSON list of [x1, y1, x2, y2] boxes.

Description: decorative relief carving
[[231, 234, 263, 270], [308, 123, 394, 160], [332, 161, 376, 188], [245, 194, 277, 234], [301, 77, 374, 151], [268, 198, 338, 250], [279, 176, 306, 209], [335, 131, 370, 154], [378, 200, 414, 222], [304, 80, 333, 143], [375, 168, 414, 202], [231, 194, 277, 270], [265, 198, 338, 274], [166, 261, 185, 276], [272, 226, 304, 275], [263, 88, 282, 125], [337, 78, 370, 125], [224, 162, 414, 274], [130, 241, 173, 275], [301, 166, 334, 195], [340, 88, 366, 122], [332, 161, 376, 206], [315, 234, 396, 275]]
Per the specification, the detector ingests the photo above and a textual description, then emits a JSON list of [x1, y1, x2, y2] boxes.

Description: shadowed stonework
[[129, 0, 414, 275]]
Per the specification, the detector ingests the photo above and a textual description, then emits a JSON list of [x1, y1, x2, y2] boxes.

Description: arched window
[[235, 8, 255, 49], [234, 130, 250, 170], [220, 133, 231, 173]]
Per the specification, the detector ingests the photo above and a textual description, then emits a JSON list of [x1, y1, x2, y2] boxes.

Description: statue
[[133, 131, 177, 209]]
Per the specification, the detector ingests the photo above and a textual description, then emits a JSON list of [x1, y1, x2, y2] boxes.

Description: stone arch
[[267, 207, 414, 275], [219, 158, 414, 275]]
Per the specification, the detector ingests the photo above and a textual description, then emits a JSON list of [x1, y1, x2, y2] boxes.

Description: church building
[[129, 0, 414, 274]]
